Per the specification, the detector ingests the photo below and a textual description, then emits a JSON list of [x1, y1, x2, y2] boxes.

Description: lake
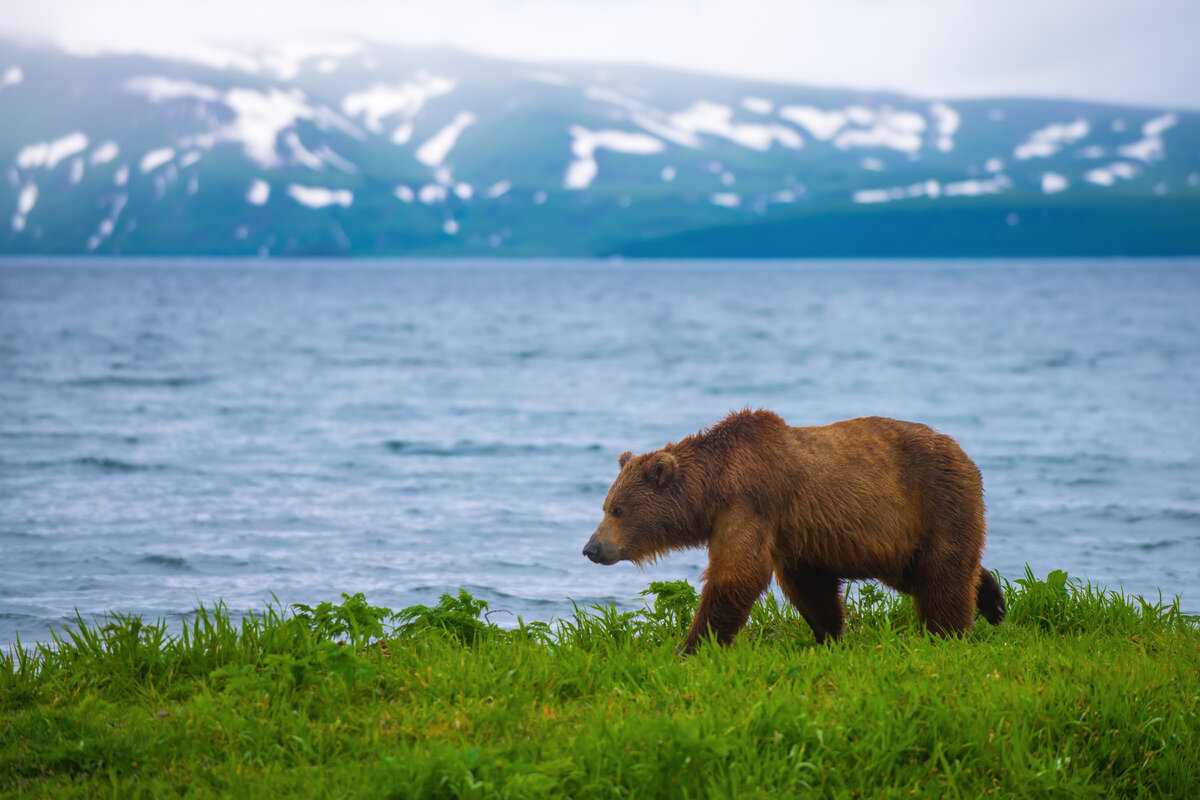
[[1, 258, 1197, 646]]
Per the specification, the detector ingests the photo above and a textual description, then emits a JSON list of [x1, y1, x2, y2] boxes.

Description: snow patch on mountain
[[669, 101, 802, 151], [68, 158, 84, 184], [86, 193, 127, 251], [222, 89, 316, 168], [778, 106, 846, 141], [1085, 162, 1139, 186], [16, 132, 89, 170], [127, 77, 347, 167], [11, 183, 37, 231], [284, 132, 323, 169], [342, 74, 456, 134], [140, 148, 175, 173], [287, 184, 352, 208], [834, 108, 925, 153], [152, 163, 179, 198], [391, 122, 414, 145], [852, 187, 901, 204], [1041, 172, 1068, 194], [1118, 113, 1176, 162], [416, 111, 477, 167], [585, 86, 700, 148], [710, 193, 740, 208], [930, 103, 960, 152], [584, 86, 640, 113], [854, 175, 1010, 204], [2, 66, 23, 90], [91, 141, 119, 166], [486, 180, 511, 198], [114, 166, 129, 187], [247, 179, 271, 205], [627, 114, 695, 148], [1014, 119, 1090, 160], [1143, 114, 1176, 138], [126, 76, 221, 103], [311, 108, 365, 141], [741, 97, 774, 115], [278, 131, 356, 173], [565, 125, 665, 189], [17, 184, 37, 214], [944, 175, 1010, 196], [419, 184, 447, 204], [261, 41, 361, 81], [317, 146, 357, 174]]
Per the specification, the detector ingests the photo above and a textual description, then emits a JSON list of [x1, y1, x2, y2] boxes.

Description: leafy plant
[[292, 592, 398, 648], [394, 589, 497, 645], [639, 579, 700, 636]]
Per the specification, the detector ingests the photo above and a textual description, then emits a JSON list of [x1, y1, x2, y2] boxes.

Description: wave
[[65, 375, 215, 389], [0, 456, 175, 473], [703, 380, 814, 396], [74, 457, 167, 473], [0, 431, 141, 444], [0, 530, 38, 540], [1088, 505, 1200, 525], [137, 555, 192, 570], [1137, 539, 1182, 551], [383, 440, 603, 458]]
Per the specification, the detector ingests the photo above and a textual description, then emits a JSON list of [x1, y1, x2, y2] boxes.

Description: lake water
[[2, 258, 1198, 647]]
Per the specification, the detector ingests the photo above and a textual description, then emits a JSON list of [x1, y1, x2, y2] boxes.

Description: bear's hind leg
[[776, 565, 845, 644], [912, 577, 976, 636], [976, 567, 1006, 625]]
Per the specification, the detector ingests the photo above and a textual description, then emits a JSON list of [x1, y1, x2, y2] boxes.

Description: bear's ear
[[645, 452, 678, 488], [618, 450, 634, 469]]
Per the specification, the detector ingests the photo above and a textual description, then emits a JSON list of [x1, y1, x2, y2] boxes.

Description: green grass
[[2, 568, 1197, 798]]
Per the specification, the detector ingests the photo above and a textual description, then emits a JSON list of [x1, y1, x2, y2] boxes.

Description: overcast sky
[[4, 0, 1198, 109]]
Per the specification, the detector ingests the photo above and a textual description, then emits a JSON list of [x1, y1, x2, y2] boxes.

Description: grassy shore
[[2, 568, 1197, 798]]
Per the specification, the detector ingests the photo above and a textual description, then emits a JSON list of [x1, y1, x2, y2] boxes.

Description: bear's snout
[[582, 530, 621, 565]]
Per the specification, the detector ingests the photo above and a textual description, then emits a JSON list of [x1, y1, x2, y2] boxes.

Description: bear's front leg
[[681, 575, 771, 654], [681, 508, 773, 654]]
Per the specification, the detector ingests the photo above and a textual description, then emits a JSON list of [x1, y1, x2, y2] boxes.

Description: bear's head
[[582, 448, 690, 566]]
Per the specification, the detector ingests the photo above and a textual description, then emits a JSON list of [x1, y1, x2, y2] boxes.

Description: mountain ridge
[[2, 38, 1197, 257]]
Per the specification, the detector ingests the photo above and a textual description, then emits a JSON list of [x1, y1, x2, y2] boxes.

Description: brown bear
[[583, 410, 1005, 653]]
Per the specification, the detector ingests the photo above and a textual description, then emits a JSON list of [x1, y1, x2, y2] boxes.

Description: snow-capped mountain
[[2, 39, 1197, 256]]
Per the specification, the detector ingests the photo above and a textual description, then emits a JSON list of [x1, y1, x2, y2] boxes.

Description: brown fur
[[583, 409, 1005, 653]]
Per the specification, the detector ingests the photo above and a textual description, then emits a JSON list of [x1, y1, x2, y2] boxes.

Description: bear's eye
[[612, 507, 624, 518]]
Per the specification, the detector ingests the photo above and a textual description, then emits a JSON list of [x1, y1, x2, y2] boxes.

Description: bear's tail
[[976, 567, 1006, 625]]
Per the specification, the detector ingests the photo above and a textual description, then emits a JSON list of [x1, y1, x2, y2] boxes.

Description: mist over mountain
[[2, 39, 1197, 257]]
